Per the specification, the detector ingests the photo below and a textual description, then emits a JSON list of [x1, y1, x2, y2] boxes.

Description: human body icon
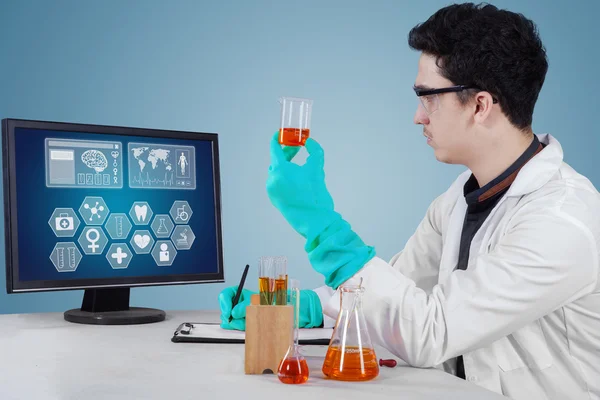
[[178, 152, 188, 176]]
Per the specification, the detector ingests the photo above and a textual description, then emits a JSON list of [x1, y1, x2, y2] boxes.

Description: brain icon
[[81, 150, 108, 173]]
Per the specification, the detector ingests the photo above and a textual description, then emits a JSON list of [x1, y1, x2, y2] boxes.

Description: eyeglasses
[[414, 84, 498, 115]]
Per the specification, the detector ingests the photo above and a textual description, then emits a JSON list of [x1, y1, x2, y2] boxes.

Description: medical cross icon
[[106, 244, 133, 269], [111, 247, 128, 264]]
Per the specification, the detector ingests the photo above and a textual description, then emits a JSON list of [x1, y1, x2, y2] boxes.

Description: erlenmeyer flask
[[322, 284, 379, 381]]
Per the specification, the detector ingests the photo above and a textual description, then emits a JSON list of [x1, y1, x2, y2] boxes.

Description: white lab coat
[[314, 134, 600, 400]]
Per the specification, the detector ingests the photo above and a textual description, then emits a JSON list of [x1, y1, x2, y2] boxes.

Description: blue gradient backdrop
[[1, 0, 598, 314]]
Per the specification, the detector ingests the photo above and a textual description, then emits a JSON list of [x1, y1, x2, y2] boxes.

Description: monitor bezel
[[2, 118, 225, 293]]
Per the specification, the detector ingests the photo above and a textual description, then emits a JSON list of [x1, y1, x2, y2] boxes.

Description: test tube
[[258, 256, 275, 305], [274, 256, 288, 305], [290, 279, 300, 328], [289, 278, 300, 343]]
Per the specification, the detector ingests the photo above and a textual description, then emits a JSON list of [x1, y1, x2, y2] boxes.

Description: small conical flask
[[322, 283, 379, 381], [278, 279, 309, 384]]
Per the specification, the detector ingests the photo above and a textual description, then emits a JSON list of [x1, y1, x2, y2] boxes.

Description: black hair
[[408, 2, 548, 130]]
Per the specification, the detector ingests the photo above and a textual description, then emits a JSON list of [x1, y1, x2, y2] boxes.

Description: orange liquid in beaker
[[279, 127, 310, 146], [278, 356, 309, 384], [258, 276, 274, 305], [322, 346, 379, 381]]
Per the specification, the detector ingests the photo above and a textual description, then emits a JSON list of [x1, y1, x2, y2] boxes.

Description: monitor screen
[[3, 119, 224, 294]]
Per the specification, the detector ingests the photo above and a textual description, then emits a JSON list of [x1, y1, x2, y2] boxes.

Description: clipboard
[[171, 322, 333, 345]]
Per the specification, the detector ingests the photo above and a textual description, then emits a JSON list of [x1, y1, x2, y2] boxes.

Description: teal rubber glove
[[218, 285, 324, 330], [266, 132, 376, 289], [219, 286, 254, 330]]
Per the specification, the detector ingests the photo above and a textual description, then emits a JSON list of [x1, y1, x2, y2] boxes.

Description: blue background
[[0, 0, 598, 313], [12, 127, 219, 283]]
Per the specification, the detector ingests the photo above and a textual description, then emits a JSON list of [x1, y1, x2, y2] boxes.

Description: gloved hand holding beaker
[[218, 285, 324, 330], [266, 131, 376, 289]]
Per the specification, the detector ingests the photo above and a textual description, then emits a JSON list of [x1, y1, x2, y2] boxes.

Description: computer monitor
[[2, 118, 224, 325]]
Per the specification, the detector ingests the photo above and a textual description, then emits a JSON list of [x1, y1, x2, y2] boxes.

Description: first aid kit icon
[[55, 213, 74, 231]]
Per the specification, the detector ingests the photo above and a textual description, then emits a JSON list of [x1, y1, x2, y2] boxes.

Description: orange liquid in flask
[[278, 356, 309, 384], [322, 346, 379, 381], [279, 127, 310, 146]]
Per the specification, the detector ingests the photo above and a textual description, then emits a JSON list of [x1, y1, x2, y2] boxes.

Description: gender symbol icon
[[78, 226, 109, 255]]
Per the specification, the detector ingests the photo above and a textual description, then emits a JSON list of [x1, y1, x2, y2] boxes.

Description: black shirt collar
[[464, 135, 541, 205]]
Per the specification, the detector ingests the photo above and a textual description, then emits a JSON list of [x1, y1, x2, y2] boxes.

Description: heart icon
[[111, 151, 120, 159], [134, 234, 151, 249], [134, 205, 148, 222]]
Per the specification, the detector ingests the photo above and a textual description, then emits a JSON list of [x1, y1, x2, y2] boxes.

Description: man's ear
[[473, 92, 495, 124]]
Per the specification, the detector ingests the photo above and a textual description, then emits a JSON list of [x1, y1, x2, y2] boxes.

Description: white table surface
[[0, 309, 507, 400]]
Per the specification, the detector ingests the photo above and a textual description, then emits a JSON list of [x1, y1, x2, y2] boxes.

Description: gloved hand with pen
[[265, 132, 376, 289], [218, 285, 324, 330]]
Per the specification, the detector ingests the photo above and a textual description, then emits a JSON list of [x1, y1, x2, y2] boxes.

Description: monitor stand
[[64, 287, 166, 325]]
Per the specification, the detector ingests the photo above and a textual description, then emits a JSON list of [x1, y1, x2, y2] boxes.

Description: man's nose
[[414, 103, 430, 125]]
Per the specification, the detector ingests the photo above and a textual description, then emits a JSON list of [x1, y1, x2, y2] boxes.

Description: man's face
[[413, 53, 474, 165]]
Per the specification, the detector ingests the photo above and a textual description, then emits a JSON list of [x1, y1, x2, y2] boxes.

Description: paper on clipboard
[[172, 322, 333, 344]]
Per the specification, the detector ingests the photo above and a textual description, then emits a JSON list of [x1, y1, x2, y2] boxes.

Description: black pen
[[229, 264, 250, 323]]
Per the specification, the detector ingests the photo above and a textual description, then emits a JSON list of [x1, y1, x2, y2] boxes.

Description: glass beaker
[[322, 284, 379, 381], [279, 96, 313, 146]]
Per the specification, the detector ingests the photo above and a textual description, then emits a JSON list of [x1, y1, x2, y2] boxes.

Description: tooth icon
[[134, 205, 148, 222], [129, 202, 154, 226]]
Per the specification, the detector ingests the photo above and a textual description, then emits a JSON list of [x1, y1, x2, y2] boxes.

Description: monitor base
[[63, 287, 166, 325], [64, 307, 166, 325]]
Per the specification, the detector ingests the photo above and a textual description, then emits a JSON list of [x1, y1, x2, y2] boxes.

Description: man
[[219, 3, 600, 399]]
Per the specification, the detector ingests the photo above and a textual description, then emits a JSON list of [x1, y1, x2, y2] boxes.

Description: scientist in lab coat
[[219, 3, 600, 399]]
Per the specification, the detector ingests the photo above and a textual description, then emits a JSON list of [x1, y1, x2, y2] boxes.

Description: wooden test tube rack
[[244, 294, 293, 374]]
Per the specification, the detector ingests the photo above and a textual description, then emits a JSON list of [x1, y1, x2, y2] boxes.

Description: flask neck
[[339, 285, 364, 311]]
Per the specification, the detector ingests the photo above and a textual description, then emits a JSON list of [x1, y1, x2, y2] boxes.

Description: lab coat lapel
[[438, 196, 467, 284]]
